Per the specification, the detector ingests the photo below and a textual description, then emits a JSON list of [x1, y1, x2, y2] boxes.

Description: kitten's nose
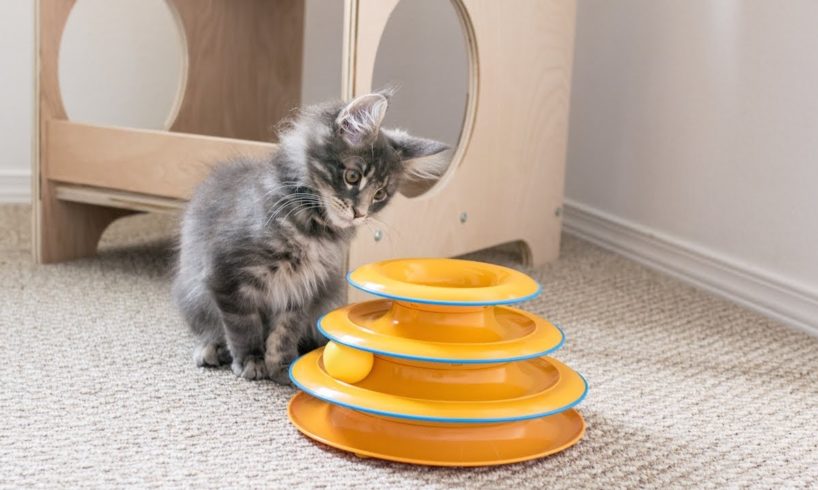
[[352, 208, 365, 219]]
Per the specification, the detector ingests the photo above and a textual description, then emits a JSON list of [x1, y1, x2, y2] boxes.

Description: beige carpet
[[1, 204, 816, 489]]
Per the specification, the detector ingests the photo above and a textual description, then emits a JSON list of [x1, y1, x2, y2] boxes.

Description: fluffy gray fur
[[173, 93, 449, 383]]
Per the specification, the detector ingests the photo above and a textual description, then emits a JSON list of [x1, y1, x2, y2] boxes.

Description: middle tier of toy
[[317, 299, 566, 363]]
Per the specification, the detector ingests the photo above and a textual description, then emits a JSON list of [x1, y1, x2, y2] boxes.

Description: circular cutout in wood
[[59, 0, 186, 130], [372, 0, 475, 198]]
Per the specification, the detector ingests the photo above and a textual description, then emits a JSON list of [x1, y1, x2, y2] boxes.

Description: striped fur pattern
[[173, 93, 448, 383]]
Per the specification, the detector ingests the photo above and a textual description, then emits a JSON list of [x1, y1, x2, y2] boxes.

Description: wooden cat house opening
[[35, 0, 577, 276]]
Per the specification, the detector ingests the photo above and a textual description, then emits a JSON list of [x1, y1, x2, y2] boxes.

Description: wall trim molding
[[562, 200, 818, 337], [0, 169, 31, 203]]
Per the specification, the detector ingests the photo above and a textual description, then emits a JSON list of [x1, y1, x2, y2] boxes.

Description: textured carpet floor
[[1, 204, 817, 489]]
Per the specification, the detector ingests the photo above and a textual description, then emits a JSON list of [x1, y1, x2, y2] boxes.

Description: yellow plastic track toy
[[288, 258, 587, 466]]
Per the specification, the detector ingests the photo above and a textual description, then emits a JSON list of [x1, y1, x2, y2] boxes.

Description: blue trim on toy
[[346, 272, 542, 306], [288, 360, 589, 424], [316, 318, 566, 364]]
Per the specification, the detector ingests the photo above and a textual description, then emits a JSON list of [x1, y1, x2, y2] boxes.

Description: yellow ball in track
[[322, 341, 374, 384]]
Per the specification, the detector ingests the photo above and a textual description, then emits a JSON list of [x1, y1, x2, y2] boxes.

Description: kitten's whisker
[[270, 195, 320, 212], [268, 202, 318, 227], [258, 182, 316, 209], [266, 194, 322, 224], [259, 182, 305, 199], [266, 196, 309, 227], [265, 196, 299, 226], [281, 203, 324, 223], [269, 192, 320, 206]]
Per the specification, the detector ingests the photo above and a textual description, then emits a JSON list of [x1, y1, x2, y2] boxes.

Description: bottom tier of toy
[[288, 392, 586, 467]]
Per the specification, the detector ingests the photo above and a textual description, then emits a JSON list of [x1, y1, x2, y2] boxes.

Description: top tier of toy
[[349, 258, 542, 306]]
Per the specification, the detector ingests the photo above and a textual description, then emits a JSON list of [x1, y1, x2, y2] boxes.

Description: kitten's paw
[[193, 342, 232, 367], [268, 364, 293, 386], [265, 350, 295, 385], [231, 357, 268, 380]]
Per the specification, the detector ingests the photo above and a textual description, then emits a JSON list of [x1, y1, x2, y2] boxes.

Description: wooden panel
[[56, 184, 185, 214], [168, 0, 305, 141], [34, 1, 297, 262], [341, 0, 358, 99], [346, 0, 577, 273], [35, 0, 72, 122], [34, 0, 132, 263], [45, 121, 277, 200]]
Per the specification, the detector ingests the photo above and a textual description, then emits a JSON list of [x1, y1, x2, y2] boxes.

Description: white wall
[[0, 0, 34, 202], [565, 0, 818, 332]]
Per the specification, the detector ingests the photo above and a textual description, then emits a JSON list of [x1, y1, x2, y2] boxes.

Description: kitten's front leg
[[210, 282, 268, 380], [208, 266, 267, 379], [264, 311, 301, 385], [221, 311, 268, 380], [210, 309, 267, 380]]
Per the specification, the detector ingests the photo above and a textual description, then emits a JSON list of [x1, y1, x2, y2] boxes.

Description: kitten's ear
[[336, 93, 388, 147], [383, 129, 451, 193]]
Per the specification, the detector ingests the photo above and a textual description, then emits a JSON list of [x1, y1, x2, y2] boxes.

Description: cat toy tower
[[288, 258, 587, 466]]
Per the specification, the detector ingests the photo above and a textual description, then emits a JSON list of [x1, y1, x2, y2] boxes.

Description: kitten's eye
[[344, 169, 361, 185], [373, 189, 387, 202]]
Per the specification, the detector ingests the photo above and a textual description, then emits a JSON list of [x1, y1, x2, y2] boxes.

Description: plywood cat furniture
[[35, 0, 577, 273]]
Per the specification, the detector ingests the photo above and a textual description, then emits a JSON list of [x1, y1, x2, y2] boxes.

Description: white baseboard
[[0, 169, 31, 203], [562, 200, 818, 337]]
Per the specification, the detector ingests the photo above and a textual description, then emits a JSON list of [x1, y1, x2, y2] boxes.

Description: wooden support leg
[[523, 233, 562, 269], [514, 240, 535, 268], [34, 179, 132, 264]]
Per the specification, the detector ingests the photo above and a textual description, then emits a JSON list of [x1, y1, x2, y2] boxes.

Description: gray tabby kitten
[[173, 92, 448, 384]]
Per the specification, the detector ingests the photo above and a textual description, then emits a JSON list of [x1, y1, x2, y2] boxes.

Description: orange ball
[[322, 341, 374, 384]]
